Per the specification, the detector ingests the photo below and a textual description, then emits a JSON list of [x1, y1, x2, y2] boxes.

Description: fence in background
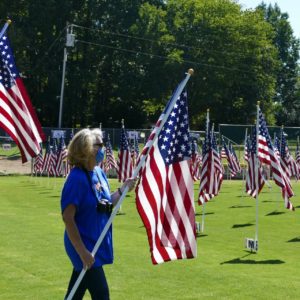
[[1, 124, 300, 175]]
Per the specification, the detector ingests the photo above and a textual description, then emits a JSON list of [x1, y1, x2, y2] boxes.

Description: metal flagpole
[[242, 128, 248, 197], [58, 24, 75, 128], [0, 20, 11, 40], [66, 69, 194, 300], [255, 102, 260, 249], [201, 109, 209, 233]]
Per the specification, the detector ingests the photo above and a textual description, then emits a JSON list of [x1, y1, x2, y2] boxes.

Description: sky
[[238, 0, 300, 39]]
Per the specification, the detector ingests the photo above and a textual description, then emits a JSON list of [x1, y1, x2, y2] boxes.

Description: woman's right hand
[[79, 248, 95, 270], [63, 204, 95, 270]]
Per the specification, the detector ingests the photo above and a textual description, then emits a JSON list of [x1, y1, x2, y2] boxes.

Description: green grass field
[[0, 176, 300, 299]]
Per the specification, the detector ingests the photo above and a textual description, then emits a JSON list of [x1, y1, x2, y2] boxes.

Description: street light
[[58, 24, 75, 128]]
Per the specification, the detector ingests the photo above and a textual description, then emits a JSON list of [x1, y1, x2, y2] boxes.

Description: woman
[[61, 128, 136, 299]]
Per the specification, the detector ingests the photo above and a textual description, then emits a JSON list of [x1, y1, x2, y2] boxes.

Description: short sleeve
[[61, 169, 86, 213]]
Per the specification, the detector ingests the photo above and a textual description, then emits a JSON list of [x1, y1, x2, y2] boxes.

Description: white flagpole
[[201, 109, 209, 233], [0, 20, 11, 40], [66, 69, 194, 300], [242, 128, 248, 197], [255, 102, 260, 248]]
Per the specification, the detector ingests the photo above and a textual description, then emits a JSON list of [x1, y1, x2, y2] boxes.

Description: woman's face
[[93, 136, 104, 151], [93, 135, 105, 166]]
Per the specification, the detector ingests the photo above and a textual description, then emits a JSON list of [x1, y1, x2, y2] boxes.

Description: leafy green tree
[[133, 0, 278, 128], [257, 3, 300, 125]]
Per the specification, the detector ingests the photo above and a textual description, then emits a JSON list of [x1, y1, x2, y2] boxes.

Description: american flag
[[296, 140, 300, 165], [136, 91, 197, 264], [56, 137, 68, 176], [33, 144, 44, 174], [42, 139, 56, 176], [190, 139, 202, 181], [279, 130, 291, 178], [220, 145, 227, 159], [246, 128, 265, 197], [280, 130, 299, 180], [130, 135, 140, 168], [104, 134, 117, 173], [62, 130, 74, 177], [229, 143, 241, 174], [117, 123, 132, 182], [198, 119, 223, 205], [222, 138, 238, 177], [273, 134, 281, 160], [0, 33, 45, 163], [244, 131, 249, 162], [258, 109, 294, 210]]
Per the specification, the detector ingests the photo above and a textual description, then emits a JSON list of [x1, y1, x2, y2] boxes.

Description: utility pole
[[58, 24, 75, 128]]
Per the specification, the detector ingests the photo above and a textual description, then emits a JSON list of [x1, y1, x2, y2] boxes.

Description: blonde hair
[[67, 129, 95, 169], [90, 128, 103, 141]]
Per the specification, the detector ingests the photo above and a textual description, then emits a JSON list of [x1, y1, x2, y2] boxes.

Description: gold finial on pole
[[207, 108, 210, 113], [187, 68, 194, 76], [257, 101, 260, 106], [7, 19, 12, 25]]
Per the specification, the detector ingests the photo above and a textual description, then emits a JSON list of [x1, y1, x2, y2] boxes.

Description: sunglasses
[[94, 143, 104, 148]]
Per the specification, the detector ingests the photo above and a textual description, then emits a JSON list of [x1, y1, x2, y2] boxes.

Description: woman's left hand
[[122, 177, 138, 192]]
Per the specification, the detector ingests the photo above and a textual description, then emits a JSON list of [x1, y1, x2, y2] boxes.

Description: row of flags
[[245, 108, 295, 210], [33, 136, 69, 177]]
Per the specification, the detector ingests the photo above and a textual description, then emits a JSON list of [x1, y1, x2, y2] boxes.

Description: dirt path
[[0, 156, 31, 175]]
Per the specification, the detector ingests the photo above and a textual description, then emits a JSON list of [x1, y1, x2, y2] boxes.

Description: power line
[[75, 39, 255, 74], [31, 26, 67, 72], [71, 23, 268, 59]]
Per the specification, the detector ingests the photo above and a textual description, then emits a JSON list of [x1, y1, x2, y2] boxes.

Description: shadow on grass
[[229, 205, 252, 209], [265, 211, 285, 216], [196, 233, 208, 238], [232, 223, 254, 229], [295, 205, 300, 209], [19, 184, 38, 187], [195, 212, 214, 216], [262, 200, 278, 203], [116, 212, 126, 216], [287, 237, 300, 243], [221, 258, 285, 265], [49, 195, 60, 198]]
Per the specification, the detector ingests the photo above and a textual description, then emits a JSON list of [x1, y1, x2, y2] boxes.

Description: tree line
[[1, 0, 299, 129]]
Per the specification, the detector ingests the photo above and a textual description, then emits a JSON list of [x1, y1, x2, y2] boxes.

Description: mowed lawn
[[0, 176, 300, 300]]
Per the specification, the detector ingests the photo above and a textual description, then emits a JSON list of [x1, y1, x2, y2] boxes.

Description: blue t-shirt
[[61, 166, 113, 271]]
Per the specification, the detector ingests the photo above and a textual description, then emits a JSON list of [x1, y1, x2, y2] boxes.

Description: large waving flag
[[117, 122, 132, 182], [258, 109, 294, 210], [0, 28, 45, 163], [136, 90, 196, 265]]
